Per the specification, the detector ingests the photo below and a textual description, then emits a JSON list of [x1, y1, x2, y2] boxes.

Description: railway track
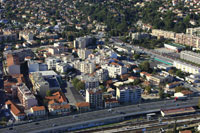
[[74, 113, 200, 133]]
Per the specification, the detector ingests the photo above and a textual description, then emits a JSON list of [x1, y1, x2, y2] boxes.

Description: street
[[0, 97, 198, 133]]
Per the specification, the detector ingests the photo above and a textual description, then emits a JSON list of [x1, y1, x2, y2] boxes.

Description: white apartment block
[[186, 27, 200, 37], [116, 86, 141, 104], [86, 88, 103, 109], [73, 60, 95, 74], [78, 74, 99, 89], [173, 61, 200, 74], [45, 57, 61, 70], [101, 63, 127, 78], [151, 29, 176, 40], [19, 31, 34, 41], [29, 72, 50, 97], [74, 36, 93, 48], [17, 84, 38, 109], [77, 48, 91, 60], [96, 69, 109, 83], [56, 62, 70, 73]]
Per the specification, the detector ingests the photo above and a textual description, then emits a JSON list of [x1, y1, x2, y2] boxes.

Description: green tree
[[175, 70, 184, 78], [99, 85, 106, 92], [139, 61, 150, 72], [76, 81, 85, 91], [1, 117, 7, 122], [168, 69, 175, 75], [133, 53, 140, 60], [133, 79, 141, 85], [159, 89, 164, 99], [72, 78, 79, 88], [46, 90, 51, 96], [145, 86, 151, 94], [198, 98, 200, 108]]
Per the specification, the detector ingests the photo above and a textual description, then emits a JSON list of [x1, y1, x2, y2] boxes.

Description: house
[[174, 90, 193, 98], [75, 102, 90, 112], [30, 106, 46, 116], [5, 100, 25, 121], [146, 75, 165, 85], [140, 72, 151, 78], [128, 76, 138, 82], [104, 98, 119, 108], [166, 82, 183, 89], [45, 91, 70, 115]]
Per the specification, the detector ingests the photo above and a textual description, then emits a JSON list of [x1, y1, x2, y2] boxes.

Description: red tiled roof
[[5, 100, 25, 116], [51, 104, 70, 110], [76, 102, 90, 107], [161, 107, 195, 116], [31, 106, 45, 112], [46, 91, 67, 104], [180, 130, 192, 133]]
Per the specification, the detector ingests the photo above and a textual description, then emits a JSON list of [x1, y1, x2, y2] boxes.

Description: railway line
[[75, 113, 200, 133]]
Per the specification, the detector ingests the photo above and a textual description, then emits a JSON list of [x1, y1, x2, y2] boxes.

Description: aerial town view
[[1, 0, 200, 133]]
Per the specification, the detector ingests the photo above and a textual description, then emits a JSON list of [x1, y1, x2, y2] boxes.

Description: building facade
[[86, 88, 103, 109], [116, 86, 141, 104], [17, 84, 38, 109]]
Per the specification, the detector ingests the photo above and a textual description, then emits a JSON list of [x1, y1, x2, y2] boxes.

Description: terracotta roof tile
[[5, 100, 25, 116], [31, 106, 45, 112], [76, 102, 90, 107]]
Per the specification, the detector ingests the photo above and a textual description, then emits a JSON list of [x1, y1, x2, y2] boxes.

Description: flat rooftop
[[165, 43, 185, 48]]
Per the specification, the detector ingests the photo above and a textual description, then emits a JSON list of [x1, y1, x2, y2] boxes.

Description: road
[[0, 97, 198, 133], [64, 81, 84, 104]]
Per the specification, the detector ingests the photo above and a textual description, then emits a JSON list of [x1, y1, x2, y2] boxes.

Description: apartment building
[[186, 27, 200, 37], [131, 32, 150, 40], [45, 57, 61, 70], [4, 48, 34, 62], [180, 51, 200, 64], [80, 61, 95, 74], [17, 84, 38, 109], [86, 88, 103, 109], [173, 61, 200, 74], [29, 72, 49, 97], [151, 29, 176, 40], [116, 85, 141, 104], [77, 48, 92, 60], [28, 60, 48, 73], [175, 33, 200, 48], [19, 30, 34, 41], [79, 74, 99, 89], [56, 62, 70, 73], [0, 30, 17, 43], [96, 69, 109, 83], [73, 60, 95, 74], [73, 36, 93, 48], [101, 62, 127, 78]]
